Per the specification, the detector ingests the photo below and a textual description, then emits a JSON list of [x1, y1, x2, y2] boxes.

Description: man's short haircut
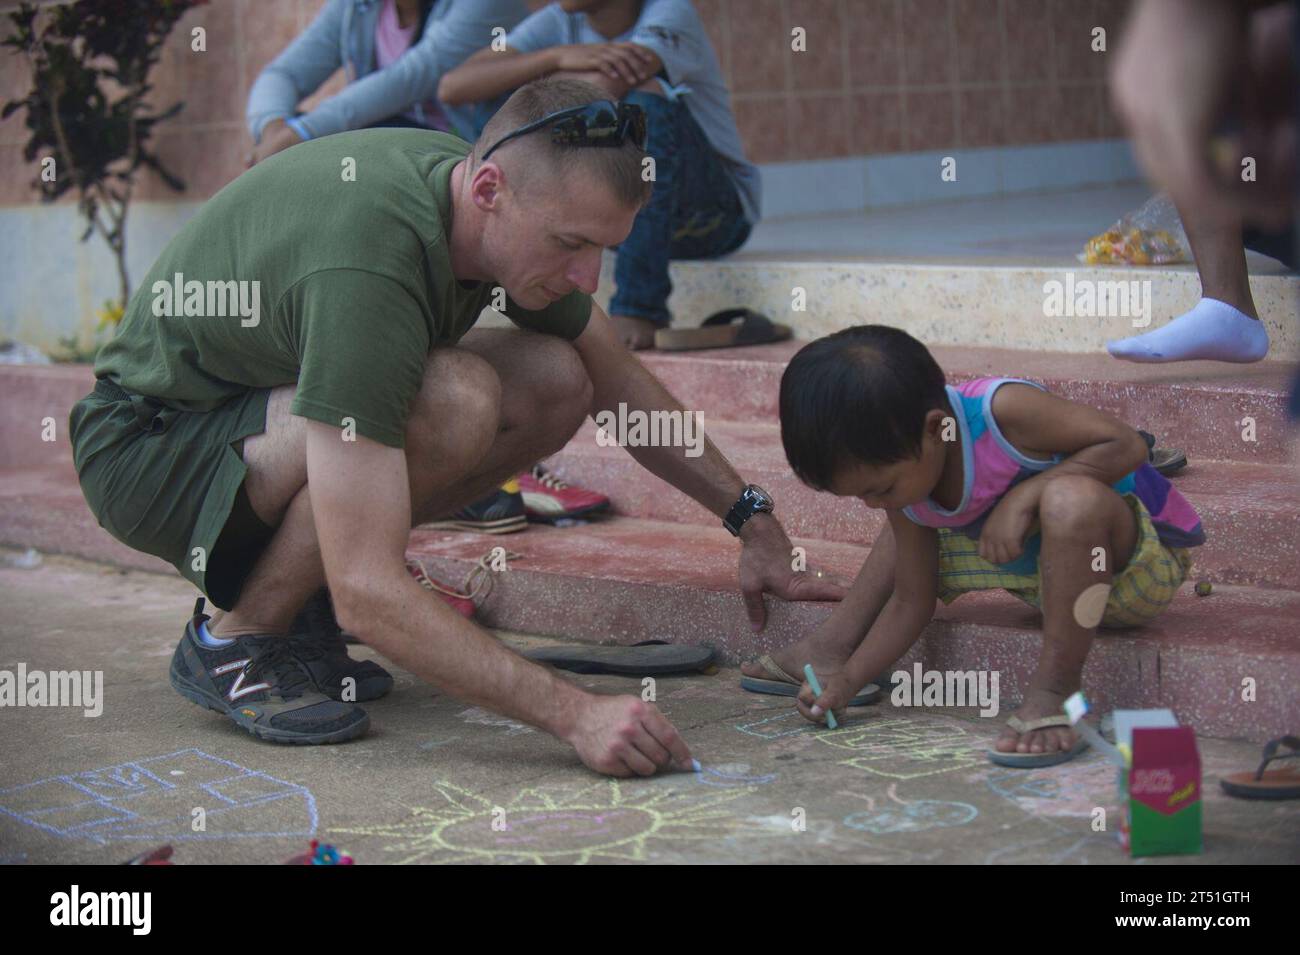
[[780, 325, 950, 490], [472, 77, 653, 209]]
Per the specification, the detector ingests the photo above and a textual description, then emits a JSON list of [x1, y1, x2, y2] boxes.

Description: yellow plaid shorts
[[935, 493, 1194, 629]]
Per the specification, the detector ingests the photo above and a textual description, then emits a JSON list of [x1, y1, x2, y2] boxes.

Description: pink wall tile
[[733, 94, 789, 163], [788, 0, 847, 92], [1002, 0, 1052, 85], [904, 88, 957, 151], [953, 0, 1002, 85], [846, 0, 903, 89], [901, 0, 954, 86], [958, 87, 1003, 147], [789, 92, 852, 159], [851, 90, 904, 153], [730, 0, 787, 94]]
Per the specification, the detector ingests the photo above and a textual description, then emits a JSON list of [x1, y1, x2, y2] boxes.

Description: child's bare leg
[[741, 520, 896, 683], [996, 476, 1138, 755]]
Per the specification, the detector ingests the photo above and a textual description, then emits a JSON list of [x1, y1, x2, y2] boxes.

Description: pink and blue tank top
[[902, 377, 1205, 575]]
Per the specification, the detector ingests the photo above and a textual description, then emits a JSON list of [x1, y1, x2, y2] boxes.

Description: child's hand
[[978, 488, 1038, 565], [796, 672, 854, 726]]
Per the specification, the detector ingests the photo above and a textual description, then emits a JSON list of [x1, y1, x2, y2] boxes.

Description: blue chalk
[[803, 664, 838, 730]]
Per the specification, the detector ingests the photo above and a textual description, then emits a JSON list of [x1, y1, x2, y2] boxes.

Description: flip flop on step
[[987, 715, 1090, 768], [1220, 736, 1300, 800], [739, 654, 881, 706], [654, 308, 792, 352], [523, 640, 715, 676]]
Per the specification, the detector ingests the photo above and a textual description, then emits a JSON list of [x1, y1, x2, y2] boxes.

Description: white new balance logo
[[210, 659, 270, 701]]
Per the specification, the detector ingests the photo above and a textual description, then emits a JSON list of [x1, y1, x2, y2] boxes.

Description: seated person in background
[[439, 0, 761, 351], [246, 0, 526, 164], [757, 325, 1205, 768]]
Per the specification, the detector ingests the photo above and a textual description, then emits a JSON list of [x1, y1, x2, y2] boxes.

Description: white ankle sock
[[1106, 298, 1269, 363]]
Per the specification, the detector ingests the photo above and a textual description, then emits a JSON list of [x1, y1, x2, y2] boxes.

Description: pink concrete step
[[405, 518, 1300, 743], [642, 342, 1298, 465], [0, 364, 94, 469], [545, 417, 1300, 589], [3, 455, 1294, 742]]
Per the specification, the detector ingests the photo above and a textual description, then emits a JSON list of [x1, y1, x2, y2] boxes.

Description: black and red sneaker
[[518, 465, 610, 523], [168, 598, 369, 745]]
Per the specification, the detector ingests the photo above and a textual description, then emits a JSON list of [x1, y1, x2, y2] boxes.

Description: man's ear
[[469, 161, 504, 212]]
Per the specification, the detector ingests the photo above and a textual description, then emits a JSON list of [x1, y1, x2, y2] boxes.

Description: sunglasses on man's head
[[481, 101, 647, 162]]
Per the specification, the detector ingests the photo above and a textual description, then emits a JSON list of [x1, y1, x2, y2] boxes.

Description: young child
[[763, 325, 1205, 767]]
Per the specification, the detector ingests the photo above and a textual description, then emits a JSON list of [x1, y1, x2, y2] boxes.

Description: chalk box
[[1114, 709, 1202, 857]]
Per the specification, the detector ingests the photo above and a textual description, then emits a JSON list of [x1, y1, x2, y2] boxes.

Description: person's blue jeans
[[609, 90, 752, 328]]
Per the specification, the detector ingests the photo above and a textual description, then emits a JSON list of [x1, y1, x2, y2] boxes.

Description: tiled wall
[[0, 0, 1130, 206]]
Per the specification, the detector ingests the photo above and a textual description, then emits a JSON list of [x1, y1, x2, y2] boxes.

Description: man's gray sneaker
[[288, 588, 393, 702], [169, 598, 370, 745]]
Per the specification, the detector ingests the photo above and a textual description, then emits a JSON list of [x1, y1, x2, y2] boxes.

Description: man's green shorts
[[69, 378, 274, 610]]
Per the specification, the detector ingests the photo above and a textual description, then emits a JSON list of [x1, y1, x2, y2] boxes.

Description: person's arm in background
[[438, 4, 659, 106], [246, 0, 346, 145], [296, 0, 527, 138]]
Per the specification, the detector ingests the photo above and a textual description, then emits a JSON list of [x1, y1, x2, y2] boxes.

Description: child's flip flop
[[987, 715, 1090, 768], [1220, 736, 1300, 800], [739, 654, 881, 706]]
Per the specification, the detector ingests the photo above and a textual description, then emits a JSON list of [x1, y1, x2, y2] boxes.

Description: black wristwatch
[[723, 484, 774, 537]]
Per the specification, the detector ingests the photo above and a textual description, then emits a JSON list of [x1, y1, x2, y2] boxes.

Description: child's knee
[[1038, 474, 1116, 532]]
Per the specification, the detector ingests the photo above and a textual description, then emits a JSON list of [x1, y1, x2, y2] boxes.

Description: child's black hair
[[779, 325, 948, 490]]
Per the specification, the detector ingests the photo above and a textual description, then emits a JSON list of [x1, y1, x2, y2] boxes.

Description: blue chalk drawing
[[694, 763, 778, 788], [0, 749, 317, 845], [843, 800, 978, 834], [736, 711, 816, 740]]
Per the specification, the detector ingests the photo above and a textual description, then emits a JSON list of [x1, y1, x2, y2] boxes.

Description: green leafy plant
[[3, 0, 207, 311]]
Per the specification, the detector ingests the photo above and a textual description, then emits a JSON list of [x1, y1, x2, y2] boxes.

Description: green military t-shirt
[[94, 129, 592, 448]]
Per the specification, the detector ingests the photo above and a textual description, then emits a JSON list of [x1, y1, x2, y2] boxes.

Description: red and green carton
[[1115, 709, 1202, 857]]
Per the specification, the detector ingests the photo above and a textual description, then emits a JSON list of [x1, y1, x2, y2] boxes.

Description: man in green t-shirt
[[69, 77, 843, 776]]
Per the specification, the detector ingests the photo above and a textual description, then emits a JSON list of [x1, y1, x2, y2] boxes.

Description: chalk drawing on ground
[[816, 717, 986, 779], [984, 758, 1114, 824], [735, 710, 817, 740], [695, 763, 778, 788], [0, 749, 317, 846], [841, 782, 978, 834], [332, 778, 776, 865], [457, 707, 534, 735]]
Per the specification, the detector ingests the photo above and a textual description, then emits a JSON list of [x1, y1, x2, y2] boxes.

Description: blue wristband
[[284, 117, 312, 142]]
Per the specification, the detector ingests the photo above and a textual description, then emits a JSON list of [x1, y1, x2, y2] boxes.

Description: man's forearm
[[439, 49, 558, 105], [336, 567, 586, 739], [592, 353, 745, 518]]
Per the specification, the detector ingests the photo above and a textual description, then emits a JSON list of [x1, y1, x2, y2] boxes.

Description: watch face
[[746, 485, 773, 509]]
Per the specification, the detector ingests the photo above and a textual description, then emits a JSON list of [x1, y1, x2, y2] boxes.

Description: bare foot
[[611, 314, 658, 350], [994, 686, 1079, 755]]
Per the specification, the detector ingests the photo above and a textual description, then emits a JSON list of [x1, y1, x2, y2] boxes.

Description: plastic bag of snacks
[[1081, 194, 1191, 266]]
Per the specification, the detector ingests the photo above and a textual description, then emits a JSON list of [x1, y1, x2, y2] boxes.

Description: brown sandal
[[1220, 736, 1300, 800]]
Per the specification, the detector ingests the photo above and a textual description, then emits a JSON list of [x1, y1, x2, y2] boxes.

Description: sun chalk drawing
[[844, 800, 978, 834], [331, 778, 775, 865], [695, 763, 778, 788], [457, 707, 533, 735], [816, 717, 985, 780], [0, 749, 317, 845]]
